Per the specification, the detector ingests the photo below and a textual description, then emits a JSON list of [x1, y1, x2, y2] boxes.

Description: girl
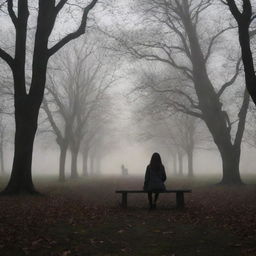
[[143, 152, 167, 209]]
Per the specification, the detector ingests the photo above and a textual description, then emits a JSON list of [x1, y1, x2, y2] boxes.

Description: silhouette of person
[[121, 164, 125, 175], [143, 152, 166, 209], [121, 164, 128, 176]]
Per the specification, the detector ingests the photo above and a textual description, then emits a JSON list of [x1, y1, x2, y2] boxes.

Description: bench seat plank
[[115, 189, 192, 209], [116, 189, 192, 193]]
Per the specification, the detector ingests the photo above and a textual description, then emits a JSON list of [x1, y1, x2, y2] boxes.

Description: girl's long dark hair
[[149, 152, 163, 170]]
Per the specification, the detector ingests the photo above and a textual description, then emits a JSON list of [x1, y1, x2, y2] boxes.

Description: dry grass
[[0, 175, 255, 256]]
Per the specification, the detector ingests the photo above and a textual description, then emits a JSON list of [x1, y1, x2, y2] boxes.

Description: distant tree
[[0, 117, 6, 174], [0, 71, 16, 176], [0, 0, 98, 194], [80, 118, 104, 177], [244, 104, 256, 148], [129, 75, 199, 177], [169, 115, 197, 177], [42, 92, 72, 182], [43, 40, 114, 180], [224, 0, 256, 105], [82, 93, 116, 176], [107, 0, 249, 184], [130, 64, 219, 177]]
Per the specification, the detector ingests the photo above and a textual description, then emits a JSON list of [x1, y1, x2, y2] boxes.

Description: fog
[[2, 2, 256, 255], [17, 136, 256, 177], [0, 0, 256, 188]]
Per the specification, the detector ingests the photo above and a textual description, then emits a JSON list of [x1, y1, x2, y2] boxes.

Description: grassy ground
[[0, 175, 256, 256]]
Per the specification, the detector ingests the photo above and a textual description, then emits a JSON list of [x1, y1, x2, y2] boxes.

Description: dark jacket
[[143, 164, 166, 191]]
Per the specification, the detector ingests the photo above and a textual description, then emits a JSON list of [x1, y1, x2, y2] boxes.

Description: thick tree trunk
[[82, 148, 89, 176], [2, 106, 38, 194], [59, 144, 68, 182], [180, 6, 246, 185], [187, 149, 193, 177], [206, 127, 243, 184], [238, 24, 256, 104], [219, 145, 242, 185], [178, 152, 183, 176], [70, 148, 79, 179]]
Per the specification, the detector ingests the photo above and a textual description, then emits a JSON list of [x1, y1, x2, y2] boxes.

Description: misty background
[[0, 0, 256, 180]]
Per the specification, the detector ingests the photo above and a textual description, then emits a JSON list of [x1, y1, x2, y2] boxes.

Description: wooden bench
[[115, 189, 192, 209]]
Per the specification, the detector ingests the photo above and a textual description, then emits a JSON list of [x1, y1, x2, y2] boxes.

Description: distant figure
[[121, 164, 128, 176], [143, 152, 166, 209]]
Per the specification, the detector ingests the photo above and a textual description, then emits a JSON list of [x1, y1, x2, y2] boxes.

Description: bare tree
[[81, 116, 107, 176], [129, 73, 199, 177], [0, 72, 15, 176], [106, 0, 249, 184], [0, 117, 6, 174], [86, 113, 115, 176], [169, 115, 197, 177], [224, 0, 256, 104], [244, 103, 256, 147], [43, 39, 115, 180], [68, 51, 115, 179], [42, 94, 72, 182], [0, 0, 98, 194]]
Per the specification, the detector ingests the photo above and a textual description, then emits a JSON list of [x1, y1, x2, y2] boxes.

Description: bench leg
[[121, 192, 128, 208], [176, 192, 184, 209]]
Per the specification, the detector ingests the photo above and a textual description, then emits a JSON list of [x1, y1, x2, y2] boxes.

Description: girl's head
[[150, 152, 162, 168]]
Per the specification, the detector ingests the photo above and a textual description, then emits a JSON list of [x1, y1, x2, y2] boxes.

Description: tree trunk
[[172, 153, 177, 175], [94, 152, 101, 175], [0, 141, 4, 174], [237, 23, 256, 104], [219, 144, 242, 185], [95, 158, 101, 175], [180, 6, 246, 184], [70, 148, 79, 179], [82, 148, 89, 176], [2, 104, 38, 194], [59, 144, 68, 182], [187, 149, 193, 177], [178, 152, 183, 176], [90, 156, 95, 175]]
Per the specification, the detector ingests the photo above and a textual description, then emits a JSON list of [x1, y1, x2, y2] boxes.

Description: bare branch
[[204, 26, 236, 63], [131, 45, 193, 78], [48, 0, 98, 57], [249, 28, 256, 37], [234, 88, 250, 147], [242, 0, 252, 19], [217, 56, 242, 97], [46, 76, 69, 122], [146, 81, 200, 110], [168, 100, 203, 118], [0, 48, 14, 70], [164, 11, 192, 59], [7, 0, 17, 27], [221, 0, 228, 5], [55, 0, 68, 13], [191, 0, 212, 25], [225, 0, 242, 21], [42, 99, 63, 140]]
